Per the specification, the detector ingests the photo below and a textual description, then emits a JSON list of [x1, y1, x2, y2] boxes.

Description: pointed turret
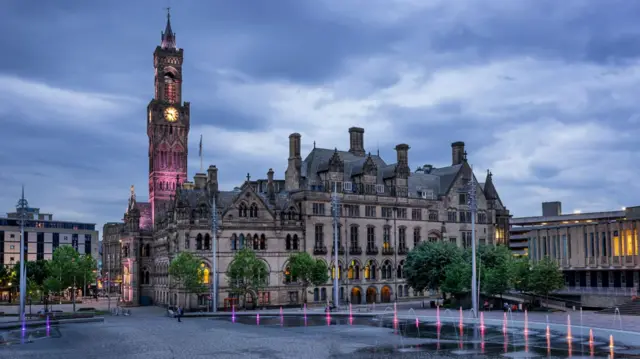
[[483, 169, 498, 200], [161, 8, 176, 49]]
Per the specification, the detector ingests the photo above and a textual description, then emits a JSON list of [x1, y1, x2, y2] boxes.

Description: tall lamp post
[[17, 186, 28, 322], [393, 206, 398, 302], [331, 182, 341, 308], [211, 195, 218, 312], [459, 171, 479, 317]]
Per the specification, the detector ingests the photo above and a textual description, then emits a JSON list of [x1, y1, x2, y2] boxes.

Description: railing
[[313, 246, 327, 255], [382, 247, 395, 255], [366, 246, 379, 255], [349, 246, 362, 255], [332, 245, 345, 255], [554, 286, 638, 296]]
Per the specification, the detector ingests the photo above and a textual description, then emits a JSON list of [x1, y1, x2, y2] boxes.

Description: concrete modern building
[[0, 203, 100, 267], [106, 12, 511, 309], [510, 202, 640, 306]]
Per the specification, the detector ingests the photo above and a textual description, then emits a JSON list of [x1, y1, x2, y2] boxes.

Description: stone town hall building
[[102, 13, 510, 309]]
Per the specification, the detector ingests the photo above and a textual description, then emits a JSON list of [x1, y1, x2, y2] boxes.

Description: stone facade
[[104, 13, 511, 309]]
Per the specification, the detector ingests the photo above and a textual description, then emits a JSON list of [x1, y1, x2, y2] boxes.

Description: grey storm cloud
[[1, 0, 640, 233]]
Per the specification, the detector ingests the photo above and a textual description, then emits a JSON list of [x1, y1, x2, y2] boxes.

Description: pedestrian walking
[[177, 306, 183, 322]]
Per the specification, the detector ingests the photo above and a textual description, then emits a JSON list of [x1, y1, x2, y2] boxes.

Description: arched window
[[238, 234, 245, 249], [382, 260, 392, 280], [398, 227, 406, 250], [252, 234, 259, 250], [313, 288, 319, 302], [201, 263, 210, 284], [320, 288, 327, 301], [364, 260, 376, 280], [292, 234, 299, 250], [331, 264, 342, 280], [238, 203, 248, 217], [260, 234, 266, 250], [383, 226, 391, 249], [413, 227, 421, 247], [285, 234, 292, 250], [348, 260, 361, 280], [397, 260, 405, 279], [196, 234, 203, 250], [350, 225, 359, 249], [249, 203, 258, 218], [231, 234, 238, 250], [204, 233, 211, 250], [164, 70, 177, 103], [404, 285, 409, 297]]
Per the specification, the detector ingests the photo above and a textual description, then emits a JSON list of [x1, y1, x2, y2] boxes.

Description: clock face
[[164, 107, 179, 122]]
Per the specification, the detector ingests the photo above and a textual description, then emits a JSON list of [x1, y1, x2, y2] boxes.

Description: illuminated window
[[164, 74, 177, 103], [625, 229, 637, 256], [348, 260, 360, 280], [383, 226, 391, 249], [613, 233, 620, 256], [331, 264, 342, 280], [201, 263, 210, 284]]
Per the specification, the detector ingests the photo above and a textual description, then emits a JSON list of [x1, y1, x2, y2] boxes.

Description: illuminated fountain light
[[326, 308, 331, 326], [436, 305, 441, 327], [349, 303, 353, 325], [303, 303, 308, 326], [393, 302, 398, 329], [479, 311, 486, 331], [567, 315, 573, 341], [256, 313, 260, 326], [502, 311, 507, 335], [231, 305, 236, 323], [458, 307, 463, 329], [589, 329, 594, 345], [546, 324, 550, 338], [415, 317, 419, 329], [523, 309, 529, 336], [279, 306, 284, 326]]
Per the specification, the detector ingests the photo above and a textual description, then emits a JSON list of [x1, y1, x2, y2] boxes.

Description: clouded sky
[[2, 0, 639, 234]]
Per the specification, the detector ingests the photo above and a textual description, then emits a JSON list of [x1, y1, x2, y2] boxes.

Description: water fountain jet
[[279, 306, 284, 326], [256, 313, 260, 326], [349, 303, 353, 325], [589, 329, 594, 345], [458, 307, 463, 329], [479, 311, 486, 331], [502, 311, 507, 335], [436, 305, 441, 327], [231, 305, 236, 323], [523, 309, 529, 335], [567, 314, 572, 341]]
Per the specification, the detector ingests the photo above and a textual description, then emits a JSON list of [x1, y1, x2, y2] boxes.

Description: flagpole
[[199, 134, 203, 172]]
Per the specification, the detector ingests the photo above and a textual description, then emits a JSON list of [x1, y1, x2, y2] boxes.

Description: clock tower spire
[[147, 10, 190, 225]]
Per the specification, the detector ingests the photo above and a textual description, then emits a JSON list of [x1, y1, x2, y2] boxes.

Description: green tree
[[169, 251, 207, 308], [12, 260, 49, 287], [404, 241, 463, 293], [227, 248, 269, 309], [529, 256, 565, 306], [479, 245, 513, 299], [287, 252, 328, 304], [441, 259, 472, 301], [44, 246, 97, 311], [510, 257, 532, 293]]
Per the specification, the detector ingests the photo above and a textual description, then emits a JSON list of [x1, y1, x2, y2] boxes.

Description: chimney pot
[[451, 141, 465, 165], [348, 127, 365, 156]]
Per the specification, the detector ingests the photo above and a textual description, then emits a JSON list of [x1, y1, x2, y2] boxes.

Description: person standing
[[177, 306, 182, 322]]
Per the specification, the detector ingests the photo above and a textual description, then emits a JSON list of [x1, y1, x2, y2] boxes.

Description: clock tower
[[147, 9, 189, 224]]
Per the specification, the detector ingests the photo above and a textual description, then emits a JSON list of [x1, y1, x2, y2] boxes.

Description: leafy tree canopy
[[227, 248, 269, 307], [169, 251, 207, 295], [288, 252, 328, 287], [441, 259, 472, 298], [529, 257, 565, 298], [404, 241, 463, 292], [510, 256, 532, 293]]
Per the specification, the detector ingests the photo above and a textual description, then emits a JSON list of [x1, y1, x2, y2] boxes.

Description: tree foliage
[[404, 241, 462, 292], [169, 251, 207, 304], [529, 256, 565, 300], [479, 245, 513, 298], [44, 246, 95, 293], [441, 259, 472, 299], [510, 257, 532, 293], [227, 248, 269, 308], [12, 260, 49, 288], [287, 252, 328, 303]]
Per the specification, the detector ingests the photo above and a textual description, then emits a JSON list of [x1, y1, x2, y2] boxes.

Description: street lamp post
[[393, 206, 398, 302], [17, 186, 28, 323], [331, 182, 340, 309], [211, 195, 218, 313], [466, 172, 479, 317]]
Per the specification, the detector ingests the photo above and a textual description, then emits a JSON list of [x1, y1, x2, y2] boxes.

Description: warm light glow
[[573, 210, 581, 214], [622, 207, 626, 210], [201, 263, 210, 284], [613, 233, 622, 256], [164, 107, 178, 122], [625, 229, 638, 256]]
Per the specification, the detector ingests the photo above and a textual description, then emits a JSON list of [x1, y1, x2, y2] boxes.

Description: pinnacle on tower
[[161, 7, 176, 49]]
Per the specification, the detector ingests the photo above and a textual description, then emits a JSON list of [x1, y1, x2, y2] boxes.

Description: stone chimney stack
[[348, 127, 365, 156], [285, 133, 302, 191], [267, 168, 275, 203], [451, 141, 465, 165], [395, 144, 409, 167], [207, 165, 218, 193], [194, 173, 207, 190]]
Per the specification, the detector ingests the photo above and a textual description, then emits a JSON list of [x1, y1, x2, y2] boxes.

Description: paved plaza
[[1, 303, 640, 359]]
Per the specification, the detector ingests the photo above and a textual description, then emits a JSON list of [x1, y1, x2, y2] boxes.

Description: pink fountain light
[[415, 317, 419, 329], [303, 303, 308, 326], [523, 309, 529, 335], [480, 311, 486, 332], [459, 307, 463, 328], [567, 315, 572, 340], [436, 305, 441, 327], [231, 305, 236, 323], [349, 303, 353, 325], [326, 308, 331, 326], [256, 313, 260, 326], [546, 324, 550, 338], [589, 329, 594, 345], [609, 335, 615, 349], [393, 302, 398, 329], [502, 311, 507, 335]]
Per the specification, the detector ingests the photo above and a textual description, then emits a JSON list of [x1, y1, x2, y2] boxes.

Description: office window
[[411, 209, 421, 221], [72, 234, 79, 252], [85, 234, 92, 255], [37, 232, 45, 260], [52, 233, 60, 252], [365, 205, 376, 218], [613, 231, 621, 256], [562, 234, 568, 259], [601, 232, 607, 257]]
